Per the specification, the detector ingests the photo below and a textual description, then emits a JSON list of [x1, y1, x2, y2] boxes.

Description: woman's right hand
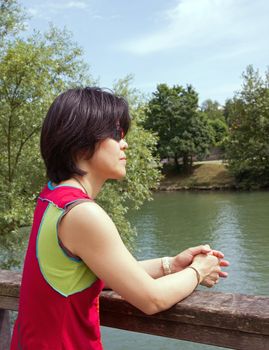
[[190, 253, 221, 287]]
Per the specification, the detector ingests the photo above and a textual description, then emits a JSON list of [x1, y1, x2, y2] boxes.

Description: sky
[[20, 0, 269, 105]]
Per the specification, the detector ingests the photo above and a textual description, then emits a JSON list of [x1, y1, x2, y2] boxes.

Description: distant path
[[194, 160, 224, 165]]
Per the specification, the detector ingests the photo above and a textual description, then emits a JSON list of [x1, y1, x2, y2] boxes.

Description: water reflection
[[207, 199, 246, 294], [129, 191, 269, 296], [102, 191, 268, 350]]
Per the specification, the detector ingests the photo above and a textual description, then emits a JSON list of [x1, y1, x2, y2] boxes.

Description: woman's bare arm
[[59, 202, 221, 315]]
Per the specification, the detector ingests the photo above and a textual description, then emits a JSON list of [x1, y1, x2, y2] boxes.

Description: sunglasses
[[111, 127, 125, 142]]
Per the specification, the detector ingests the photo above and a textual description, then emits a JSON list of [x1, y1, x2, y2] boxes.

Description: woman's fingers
[[211, 250, 225, 258], [219, 271, 229, 278], [188, 245, 211, 256], [219, 259, 230, 267], [200, 258, 229, 287], [211, 275, 220, 285], [191, 246, 230, 275], [201, 268, 220, 287], [218, 259, 229, 277], [203, 279, 216, 288], [215, 263, 228, 278], [192, 246, 230, 267], [215, 261, 229, 278]]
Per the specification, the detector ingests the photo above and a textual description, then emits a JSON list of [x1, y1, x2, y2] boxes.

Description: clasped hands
[[170, 245, 229, 288]]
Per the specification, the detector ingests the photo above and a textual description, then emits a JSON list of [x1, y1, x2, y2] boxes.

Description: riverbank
[[159, 161, 235, 191]]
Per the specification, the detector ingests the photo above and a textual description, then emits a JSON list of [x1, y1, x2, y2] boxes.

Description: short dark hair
[[40, 87, 131, 183]]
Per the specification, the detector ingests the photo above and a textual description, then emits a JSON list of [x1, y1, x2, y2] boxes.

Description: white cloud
[[28, 8, 38, 16], [27, 6, 51, 20], [27, 0, 90, 19], [119, 0, 269, 56], [49, 1, 89, 10], [26, 1, 121, 24]]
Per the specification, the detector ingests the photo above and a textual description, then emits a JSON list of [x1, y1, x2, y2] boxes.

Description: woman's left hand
[[171, 245, 229, 279]]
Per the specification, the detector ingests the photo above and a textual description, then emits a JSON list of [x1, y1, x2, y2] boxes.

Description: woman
[[11, 87, 228, 349]]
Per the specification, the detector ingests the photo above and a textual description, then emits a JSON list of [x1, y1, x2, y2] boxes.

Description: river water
[[101, 191, 269, 350]]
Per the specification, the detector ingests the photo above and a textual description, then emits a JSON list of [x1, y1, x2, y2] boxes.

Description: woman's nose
[[120, 138, 128, 149]]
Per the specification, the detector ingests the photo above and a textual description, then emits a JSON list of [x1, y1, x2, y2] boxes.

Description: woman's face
[[87, 136, 128, 181]]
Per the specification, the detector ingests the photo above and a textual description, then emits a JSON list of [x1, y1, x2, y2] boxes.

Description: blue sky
[[20, 0, 269, 105]]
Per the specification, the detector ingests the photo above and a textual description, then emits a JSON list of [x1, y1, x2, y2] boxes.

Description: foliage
[[225, 65, 269, 188], [98, 76, 161, 249], [201, 99, 228, 147], [0, 0, 26, 44], [0, 6, 161, 267], [144, 83, 214, 171], [201, 99, 224, 120], [223, 98, 236, 126], [0, 12, 93, 267], [208, 118, 228, 146]]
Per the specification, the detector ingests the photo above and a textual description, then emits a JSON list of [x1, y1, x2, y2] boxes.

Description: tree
[[208, 118, 228, 146], [0, 4, 161, 267], [201, 99, 228, 147], [144, 84, 213, 171], [201, 99, 224, 120], [225, 65, 269, 188], [0, 0, 26, 43], [223, 98, 235, 126], [0, 26, 93, 267]]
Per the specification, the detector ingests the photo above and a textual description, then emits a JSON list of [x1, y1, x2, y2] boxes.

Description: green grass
[[160, 162, 235, 190]]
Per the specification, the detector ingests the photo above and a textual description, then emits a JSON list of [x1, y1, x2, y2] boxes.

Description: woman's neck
[[79, 174, 104, 199], [60, 174, 105, 199]]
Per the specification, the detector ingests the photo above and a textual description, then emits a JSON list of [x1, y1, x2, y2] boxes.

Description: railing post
[[0, 309, 11, 350]]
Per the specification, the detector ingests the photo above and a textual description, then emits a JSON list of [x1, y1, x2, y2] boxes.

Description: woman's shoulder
[[69, 200, 107, 217], [62, 200, 115, 233], [59, 199, 118, 260]]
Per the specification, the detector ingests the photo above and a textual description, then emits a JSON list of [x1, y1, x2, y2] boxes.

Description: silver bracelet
[[187, 266, 201, 288], [161, 257, 172, 275]]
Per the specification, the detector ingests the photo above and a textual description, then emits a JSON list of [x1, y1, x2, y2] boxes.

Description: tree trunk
[[183, 153, 188, 170], [183, 153, 192, 173], [174, 154, 179, 167]]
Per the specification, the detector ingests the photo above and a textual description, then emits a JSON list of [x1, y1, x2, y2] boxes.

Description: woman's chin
[[113, 169, 126, 180], [117, 172, 126, 180]]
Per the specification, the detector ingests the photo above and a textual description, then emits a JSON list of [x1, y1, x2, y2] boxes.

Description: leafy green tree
[[225, 65, 269, 188], [208, 118, 228, 146], [223, 98, 234, 126], [0, 5, 161, 267], [0, 0, 26, 43], [144, 83, 213, 171], [0, 26, 92, 267], [201, 99, 224, 120], [201, 99, 228, 148]]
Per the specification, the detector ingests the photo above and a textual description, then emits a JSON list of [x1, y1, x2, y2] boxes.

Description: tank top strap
[[39, 181, 93, 209]]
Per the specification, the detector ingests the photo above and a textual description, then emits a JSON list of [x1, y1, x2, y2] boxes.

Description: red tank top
[[11, 183, 104, 349]]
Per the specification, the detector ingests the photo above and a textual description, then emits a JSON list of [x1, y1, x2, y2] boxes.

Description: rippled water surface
[[102, 191, 269, 350]]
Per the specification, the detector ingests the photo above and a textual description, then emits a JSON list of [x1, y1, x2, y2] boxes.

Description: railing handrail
[[0, 269, 269, 350]]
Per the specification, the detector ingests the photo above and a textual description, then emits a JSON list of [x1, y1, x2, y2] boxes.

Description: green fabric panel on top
[[37, 203, 97, 296]]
